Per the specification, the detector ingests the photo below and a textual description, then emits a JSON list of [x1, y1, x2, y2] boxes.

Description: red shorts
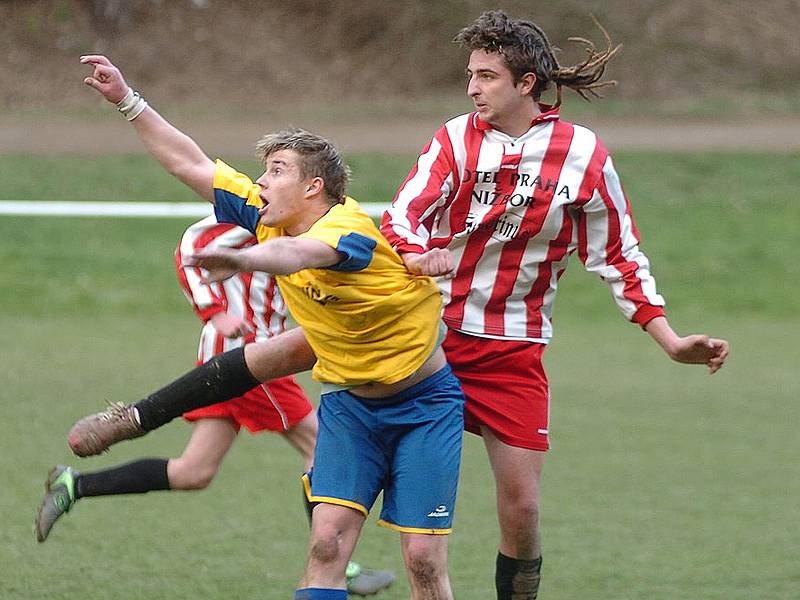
[[443, 329, 550, 451], [182, 374, 313, 433]]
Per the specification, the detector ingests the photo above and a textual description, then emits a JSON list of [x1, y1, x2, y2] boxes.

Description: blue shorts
[[304, 365, 464, 534]]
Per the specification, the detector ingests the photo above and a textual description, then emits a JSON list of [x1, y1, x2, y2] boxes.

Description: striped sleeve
[[175, 217, 231, 322], [380, 125, 456, 253], [577, 155, 666, 327]]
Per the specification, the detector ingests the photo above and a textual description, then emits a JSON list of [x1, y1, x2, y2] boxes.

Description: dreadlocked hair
[[454, 10, 622, 106]]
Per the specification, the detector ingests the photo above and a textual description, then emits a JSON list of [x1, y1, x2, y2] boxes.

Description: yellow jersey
[[213, 160, 442, 386]]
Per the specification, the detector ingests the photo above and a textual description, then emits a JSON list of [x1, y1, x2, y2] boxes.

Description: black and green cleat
[[35, 465, 78, 542]]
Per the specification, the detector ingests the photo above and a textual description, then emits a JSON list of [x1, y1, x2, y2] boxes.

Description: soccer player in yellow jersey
[[70, 55, 465, 600], [208, 157, 444, 389]]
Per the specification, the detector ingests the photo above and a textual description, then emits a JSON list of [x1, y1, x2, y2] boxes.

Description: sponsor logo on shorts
[[427, 504, 450, 518]]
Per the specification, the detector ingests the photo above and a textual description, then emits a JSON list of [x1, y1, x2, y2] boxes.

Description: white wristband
[[116, 87, 148, 121]]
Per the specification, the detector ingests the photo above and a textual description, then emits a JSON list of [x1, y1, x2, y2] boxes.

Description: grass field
[[1, 151, 798, 599]]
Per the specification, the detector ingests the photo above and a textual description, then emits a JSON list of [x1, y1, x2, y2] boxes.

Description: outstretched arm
[[186, 237, 344, 281], [81, 55, 215, 202], [645, 316, 729, 374]]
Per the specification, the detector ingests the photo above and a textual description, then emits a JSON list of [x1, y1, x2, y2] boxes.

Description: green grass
[[544, 318, 799, 600], [1, 152, 798, 598], [3, 314, 797, 599]]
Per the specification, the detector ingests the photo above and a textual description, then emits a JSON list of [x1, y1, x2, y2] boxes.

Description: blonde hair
[[255, 128, 351, 203]]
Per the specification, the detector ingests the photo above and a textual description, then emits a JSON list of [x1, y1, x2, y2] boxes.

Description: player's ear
[[305, 177, 324, 198], [518, 72, 537, 96]]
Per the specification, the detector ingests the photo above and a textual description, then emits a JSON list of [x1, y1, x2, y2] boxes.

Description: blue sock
[[293, 588, 347, 600]]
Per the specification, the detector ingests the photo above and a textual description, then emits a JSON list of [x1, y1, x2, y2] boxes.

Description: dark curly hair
[[454, 10, 621, 105]]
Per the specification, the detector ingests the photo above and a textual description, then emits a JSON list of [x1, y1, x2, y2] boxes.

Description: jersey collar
[[473, 103, 561, 132]]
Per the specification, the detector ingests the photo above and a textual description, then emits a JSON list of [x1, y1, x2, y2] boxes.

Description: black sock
[[75, 458, 170, 498], [495, 552, 542, 600], [135, 347, 260, 431]]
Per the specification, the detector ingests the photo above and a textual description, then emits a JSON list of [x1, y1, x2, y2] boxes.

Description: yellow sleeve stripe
[[377, 519, 452, 535]]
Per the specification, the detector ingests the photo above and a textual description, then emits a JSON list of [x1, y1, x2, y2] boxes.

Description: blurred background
[[1, 2, 798, 600], [3, 0, 800, 155], [4, 0, 800, 109]]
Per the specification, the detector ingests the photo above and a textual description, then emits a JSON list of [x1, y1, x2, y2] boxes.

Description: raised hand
[[80, 55, 129, 104]]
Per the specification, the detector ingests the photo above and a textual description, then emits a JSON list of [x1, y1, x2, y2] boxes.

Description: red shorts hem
[[463, 420, 549, 451]]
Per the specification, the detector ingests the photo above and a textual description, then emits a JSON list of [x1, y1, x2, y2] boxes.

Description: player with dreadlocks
[[381, 10, 729, 599]]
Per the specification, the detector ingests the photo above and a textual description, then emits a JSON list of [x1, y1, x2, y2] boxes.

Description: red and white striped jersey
[[381, 108, 666, 342], [175, 216, 289, 364]]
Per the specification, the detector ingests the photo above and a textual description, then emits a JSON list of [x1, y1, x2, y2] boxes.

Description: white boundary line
[[0, 201, 390, 219]]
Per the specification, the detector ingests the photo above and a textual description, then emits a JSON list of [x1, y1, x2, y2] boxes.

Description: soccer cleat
[[68, 402, 145, 457], [346, 561, 396, 596], [35, 465, 78, 542]]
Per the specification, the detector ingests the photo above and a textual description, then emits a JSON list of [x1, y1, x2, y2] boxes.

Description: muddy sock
[[495, 552, 542, 600]]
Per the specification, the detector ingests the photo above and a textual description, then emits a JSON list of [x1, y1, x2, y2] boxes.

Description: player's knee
[[308, 528, 341, 565], [511, 496, 540, 524], [500, 481, 540, 517], [170, 459, 218, 490], [498, 491, 540, 532], [187, 468, 217, 490]]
